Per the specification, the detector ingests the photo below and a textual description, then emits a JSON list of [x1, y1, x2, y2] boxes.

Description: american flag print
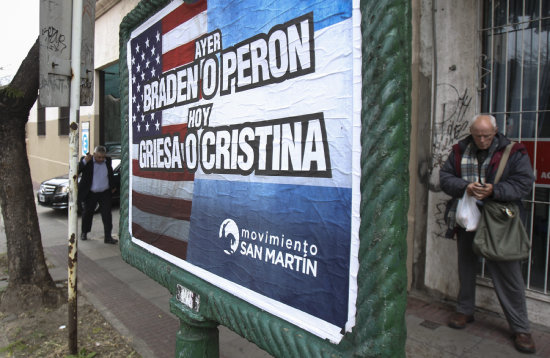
[[129, 0, 207, 259]]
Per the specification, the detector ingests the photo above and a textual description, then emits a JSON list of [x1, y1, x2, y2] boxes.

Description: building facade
[[26, 0, 550, 330], [27, 0, 139, 184], [411, 0, 550, 327]]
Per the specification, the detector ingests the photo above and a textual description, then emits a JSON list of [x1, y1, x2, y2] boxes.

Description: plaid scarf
[[446, 139, 499, 236]]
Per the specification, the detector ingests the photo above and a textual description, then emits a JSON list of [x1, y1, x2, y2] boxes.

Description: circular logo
[[219, 219, 239, 255]]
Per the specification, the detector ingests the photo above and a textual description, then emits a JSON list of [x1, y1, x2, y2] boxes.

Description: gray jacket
[[439, 133, 535, 238]]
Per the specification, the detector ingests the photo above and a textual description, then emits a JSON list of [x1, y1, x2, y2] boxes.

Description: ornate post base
[[170, 297, 219, 358]]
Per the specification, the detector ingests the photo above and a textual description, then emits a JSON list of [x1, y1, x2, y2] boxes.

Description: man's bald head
[[470, 114, 498, 150]]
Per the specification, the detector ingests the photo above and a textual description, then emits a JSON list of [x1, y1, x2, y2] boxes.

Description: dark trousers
[[81, 189, 112, 237], [456, 229, 530, 333]]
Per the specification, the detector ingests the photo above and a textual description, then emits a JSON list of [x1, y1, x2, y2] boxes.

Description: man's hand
[[466, 182, 493, 200], [84, 153, 93, 163]]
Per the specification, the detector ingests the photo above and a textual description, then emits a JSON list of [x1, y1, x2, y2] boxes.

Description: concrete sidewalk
[[44, 242, 273, 358], [406, 293, 550, 357], [2, 206, 550, 357], [37, 206, 272, 358]]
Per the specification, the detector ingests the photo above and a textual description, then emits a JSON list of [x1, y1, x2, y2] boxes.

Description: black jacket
[[439, 133, 535, 237], [78, 156, 115, 201]]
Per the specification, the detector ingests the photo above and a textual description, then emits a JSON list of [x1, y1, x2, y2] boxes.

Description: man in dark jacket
[[439, 114, 536, 354], [79, 145, 118, 244]]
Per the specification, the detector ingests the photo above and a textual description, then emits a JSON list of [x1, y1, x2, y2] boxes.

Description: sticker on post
[[176, 284, 200, 312]]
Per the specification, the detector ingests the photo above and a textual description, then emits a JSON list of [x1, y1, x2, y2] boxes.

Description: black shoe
[[448, 312, 474, 329], [104, 237, 118, 245], [514, 333, 536, 354], [80, 233, 88, 241]]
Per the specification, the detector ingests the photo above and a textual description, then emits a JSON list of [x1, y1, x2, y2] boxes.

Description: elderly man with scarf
[[439, 114, 536, 354]]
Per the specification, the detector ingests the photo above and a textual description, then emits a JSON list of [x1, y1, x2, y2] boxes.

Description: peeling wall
[[422, 0, 478, 296], [410, 0, 478, 293], [409, 0, 433, 290]]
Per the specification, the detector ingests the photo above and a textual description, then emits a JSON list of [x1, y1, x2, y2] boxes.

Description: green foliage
[[31, 331, 46, 339], [65, 347, 97, 358], [0, 339, 28, 355], [0, 86, 24, 100]]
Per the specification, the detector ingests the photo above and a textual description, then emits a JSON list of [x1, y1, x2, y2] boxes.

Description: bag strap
[[453, 143, 462, 177], [494, 141, 515, 184]]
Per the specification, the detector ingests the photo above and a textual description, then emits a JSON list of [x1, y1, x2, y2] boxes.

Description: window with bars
[[37, 105, 45, 136], [479, 0, 550, 295], [58, 107, 70, 135]]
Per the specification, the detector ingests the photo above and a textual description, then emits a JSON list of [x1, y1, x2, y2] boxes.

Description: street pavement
[[1, 204, 550, 357]]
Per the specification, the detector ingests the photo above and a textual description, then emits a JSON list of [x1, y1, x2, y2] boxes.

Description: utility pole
[[39, 0, 94, 353], [67, 0, 83, 353]]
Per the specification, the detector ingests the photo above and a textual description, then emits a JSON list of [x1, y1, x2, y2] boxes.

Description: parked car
[[36, 157, 121, 211], [104, 142, 121, 157]]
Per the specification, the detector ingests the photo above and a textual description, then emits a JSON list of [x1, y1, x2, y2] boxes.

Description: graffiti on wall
[[431, 84, 471, 179], [425, 83, 472, 238]]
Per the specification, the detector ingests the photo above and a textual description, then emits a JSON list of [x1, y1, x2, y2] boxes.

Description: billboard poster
[[127, 0, 361, 342]]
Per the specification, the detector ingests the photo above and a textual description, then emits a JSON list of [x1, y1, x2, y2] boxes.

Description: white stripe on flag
[[162, 11, 208, 54], [132, 175, 194, 200], [132, 206, 191, 239]]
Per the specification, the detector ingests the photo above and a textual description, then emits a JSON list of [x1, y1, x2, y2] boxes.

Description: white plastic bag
[[455, 191, 480, 231]]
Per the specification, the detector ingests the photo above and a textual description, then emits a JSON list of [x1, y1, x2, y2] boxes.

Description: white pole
[[68, 0, 83, 354]]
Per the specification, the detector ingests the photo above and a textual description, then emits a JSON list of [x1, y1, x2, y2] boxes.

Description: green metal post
[[170, 298, 220, 358]]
